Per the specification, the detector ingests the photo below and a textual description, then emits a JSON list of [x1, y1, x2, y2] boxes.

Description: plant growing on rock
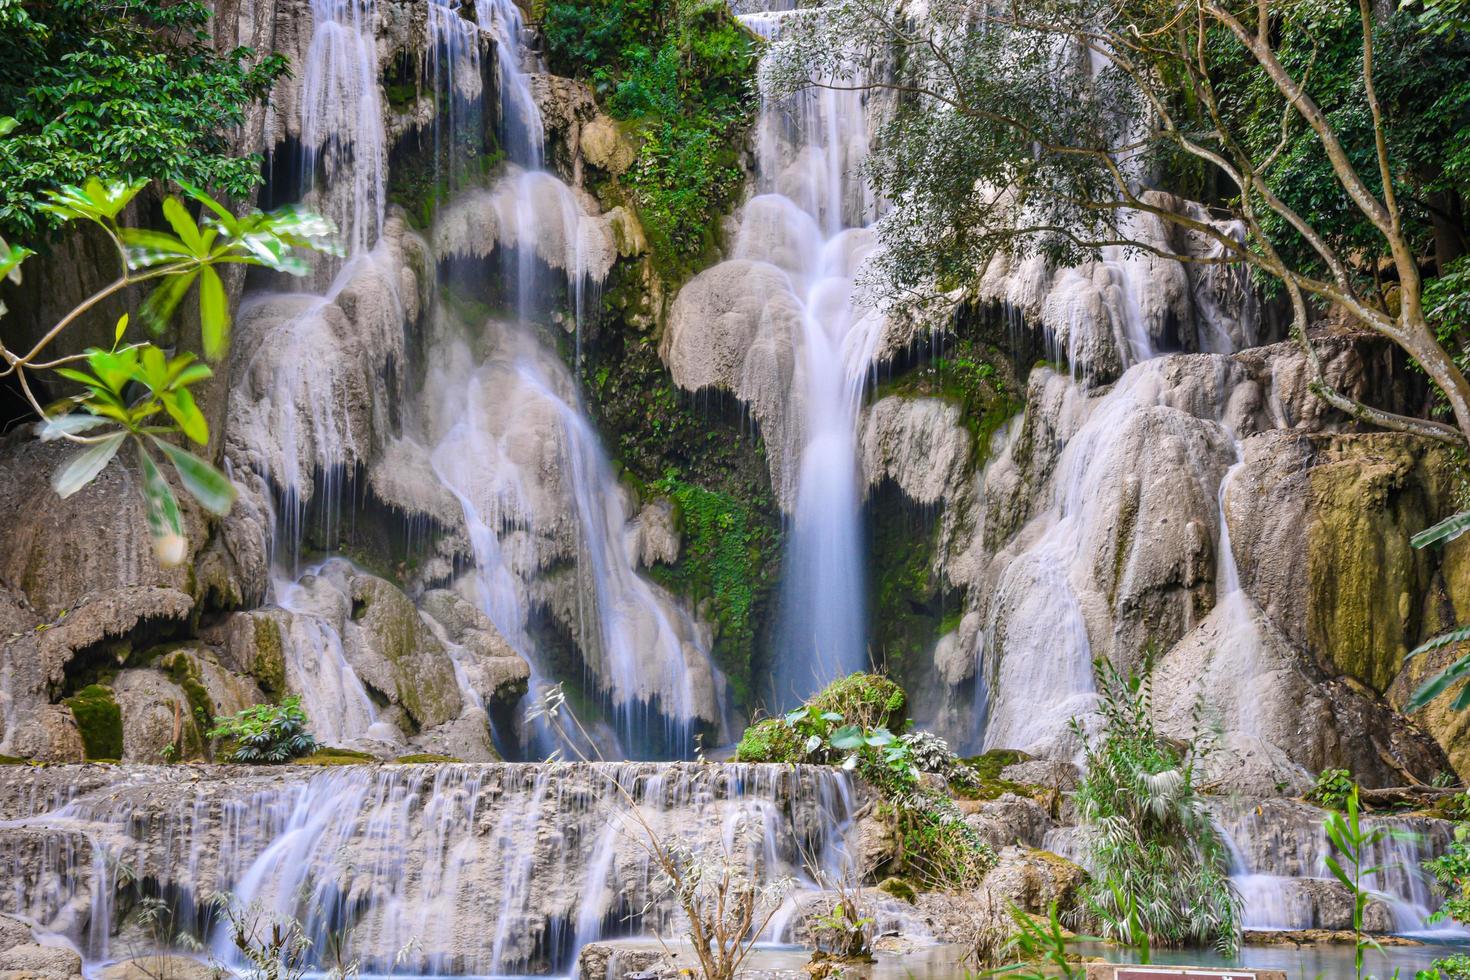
[[207, 697, 318, 764], [1424, 795, 1470, 926], [1071, 659, 1240, 952], [0, 171, 338, 563], [1311, 768, 1360, 811], [1326, 784, 1420, 980]]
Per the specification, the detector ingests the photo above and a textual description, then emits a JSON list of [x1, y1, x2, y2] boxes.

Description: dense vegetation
[[1072, 661, 1240, 952], [0, 0, 284, 239], [540, 0, 757, 275]]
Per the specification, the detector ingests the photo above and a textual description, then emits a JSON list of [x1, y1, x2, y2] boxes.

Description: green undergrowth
[[63, 684, 124, 761], [876, 337, 1022, 469], [540, 0, 758, 281], [578, 330, 781, 709], [734, 674, 994, 890]]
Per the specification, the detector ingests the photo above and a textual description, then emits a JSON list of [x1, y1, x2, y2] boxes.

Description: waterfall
[[0, 764, 856, 973], [732, 6, 886, 708]]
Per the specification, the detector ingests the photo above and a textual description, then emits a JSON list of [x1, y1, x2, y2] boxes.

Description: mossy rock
[[876, 876, 917, 904], [392, 753, 463, 764], [250, 616, 287, 696], [63, 685, 123, 761], [957, 749, 1038, 801], [807, 673, 907, 732], [0, 755, 31, 765], [296, 748, 378, 767], [734, 717, 804, 763]]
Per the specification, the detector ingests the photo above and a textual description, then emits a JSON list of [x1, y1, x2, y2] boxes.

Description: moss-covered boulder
[[733, 673, 906, 762], [62, 685, 123, 761], [347, 575, 463, 731]]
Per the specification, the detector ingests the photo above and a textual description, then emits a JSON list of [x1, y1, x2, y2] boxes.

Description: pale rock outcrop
[[112, 671, 200, 764], [961, 793, 1054, 851], [860, 397, 971, 507]]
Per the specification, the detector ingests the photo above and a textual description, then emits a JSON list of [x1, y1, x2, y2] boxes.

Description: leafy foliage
[[1424, 804, 1470, 927], [541, 0, 757, 273], [732, 675, 993, 890], [1419, 954, 1470, 980], [1325, 784, 1420, 980], [650, 469, 776, 698], [981, 901, 1097, 979], [1407, 505, 1470, 711], [1072, 659, 1240, 952], [0, 177, 337, 563], [207, 696, 318, 764], [0, 0, 287, 239], [1310, 768, 1359, 811]]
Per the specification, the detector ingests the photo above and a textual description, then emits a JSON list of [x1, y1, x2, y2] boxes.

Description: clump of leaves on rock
[[1425, 794, 1470, 929], [734, 673, 994, 890], [1309, 768, 1359, 811], [1072, 659, 1240, 953], [207, 696, 318, 764]]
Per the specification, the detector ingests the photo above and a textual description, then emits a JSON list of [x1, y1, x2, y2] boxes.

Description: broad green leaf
[[159, 388, 209, 445], [829, 724, 864, 751], [783, 706, 810, 726], [54, 367, 101, 387], [1407, 653, 1470, 711], [0, 116, 16, 136], [1413, 510, 1470, 549], [113, 313, 128, 349], [198, 265, 228, 359], [52, 432, 125, 497], [138, 345, 169, 393], [803, 734, 823, 755], [1, 243, 32, 284], [162, 196, 206, 256], [865, 726, 895, 747], [819, 711, 844, 723], [136, 443, 185, 565], [151, 437, 235, 515], [181, 182, 241, 236], [140, 270, 198, 335], [86, 347, 139, 394], [37, 413, 111, 442], [1407, 624, 1470, 660], [120, 228, 193, 269], [169, 363, 213, 388]]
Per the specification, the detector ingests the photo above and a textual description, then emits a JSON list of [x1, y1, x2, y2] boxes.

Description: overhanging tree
[[761, 0, 1470, 445]]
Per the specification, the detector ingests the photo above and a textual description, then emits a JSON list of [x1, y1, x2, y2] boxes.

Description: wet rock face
[[0, 763, 859, 975]]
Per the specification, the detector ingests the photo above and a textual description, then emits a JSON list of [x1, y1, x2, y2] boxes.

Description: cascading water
[[0, 764, 856, 973], [734, 7, 885, 708]]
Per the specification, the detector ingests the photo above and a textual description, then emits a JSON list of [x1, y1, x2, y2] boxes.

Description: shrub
[[1426, 808, 1470, 927], [1072, 660, 1240, 952], [207, 696, 317, 764], [1309, 768, 1358, 811], [1419, 954, 1470, 980]]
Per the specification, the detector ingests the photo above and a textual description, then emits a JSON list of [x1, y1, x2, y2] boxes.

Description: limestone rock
[[963, 794, 1054, 851], [347, 573, 463, 730], [97, 957, 218, 980], [0, 942, 83, 980], [860, 396, 971, 507], [112, 671, 200, 763]]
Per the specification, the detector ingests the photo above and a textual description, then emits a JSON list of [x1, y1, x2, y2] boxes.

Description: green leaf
[[113, 313, 128, 350], [0, 243, 32, 285], [803, 734, 823, 755], [120, 228, 193, 269], [140, 270, 198, 335], [1407, 624, 1470, 660], [197, 265, 228, 359], [0, 116, 17, 137], [865, 726, 895, 747], [52, 432, 125, 497], [1413, 511, 1470, 549], [162, 196, 206, 256], [830, 724, 864, 750], [783, 706, 810, 727], [136, 443, 185, 565], [819, 711, 844, 723], [151, 437, 235, 515], [37, 413, 111, 442], [159, 388, 209, 445], [85, 347, 139, 395], [1407, 653, 1470, 711]]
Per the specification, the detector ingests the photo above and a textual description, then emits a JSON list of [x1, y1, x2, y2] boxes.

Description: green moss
[[734, 717, 804, 762], [867, 480, 952, 684], [648, 470, 776, 702], [296, 748, 378, 766], [63, 684, 124, 761], [392, 753, 463, 764], [956, 749, 1040, 801], [0, 755, 31, 765], [807, 672, 907, 732], [876, 876, 917, 904], [250, 616, 287, 696], [161, 652, 214, 735]]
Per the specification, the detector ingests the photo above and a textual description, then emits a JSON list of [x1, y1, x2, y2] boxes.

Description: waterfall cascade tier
[[0, 763, 858, 974]]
